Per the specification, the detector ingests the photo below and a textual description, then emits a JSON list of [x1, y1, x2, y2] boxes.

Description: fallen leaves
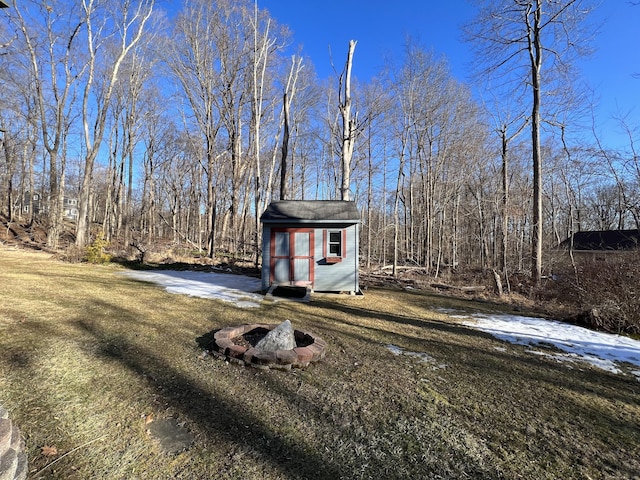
[[41, 445, 58, 456]]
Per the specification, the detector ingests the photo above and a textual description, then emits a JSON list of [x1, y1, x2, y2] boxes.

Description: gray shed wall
[[261, 223, 359, 292]]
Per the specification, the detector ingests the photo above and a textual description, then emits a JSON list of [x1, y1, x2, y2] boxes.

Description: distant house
[[62, 197, 79, 221], [21, 191, 42, 215], [20, 192, 78, 221], [559, 229, 640, 262], [260, 200, 361, 294]]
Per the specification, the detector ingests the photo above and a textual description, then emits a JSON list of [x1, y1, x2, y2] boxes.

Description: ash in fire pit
[[209, 321, 324, 370]]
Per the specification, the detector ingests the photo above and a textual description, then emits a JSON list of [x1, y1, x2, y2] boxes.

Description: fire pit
[[209, 323, 326, 370]]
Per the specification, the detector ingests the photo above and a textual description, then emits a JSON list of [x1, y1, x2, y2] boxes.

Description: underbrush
[[548, 258, 640, 334]]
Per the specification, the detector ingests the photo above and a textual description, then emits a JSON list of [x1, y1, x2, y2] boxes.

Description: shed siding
[[312, 223, 359, 292], [261, 226, 272, 290], [261, 223, 359, 292]]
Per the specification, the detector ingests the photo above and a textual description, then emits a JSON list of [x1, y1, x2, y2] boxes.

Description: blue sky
[[259, 0, 640, 151], [260, 0, 476, 81]]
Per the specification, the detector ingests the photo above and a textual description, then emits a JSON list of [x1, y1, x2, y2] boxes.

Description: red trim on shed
[[343, 229, 347, 259], [322, 230, 327, 258], [269, 228, 314, 286], [323, 228, 346, 260]]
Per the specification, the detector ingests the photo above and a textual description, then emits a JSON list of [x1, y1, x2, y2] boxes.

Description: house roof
[[560, 229, 640, 251], [260, 200, 360, 224]]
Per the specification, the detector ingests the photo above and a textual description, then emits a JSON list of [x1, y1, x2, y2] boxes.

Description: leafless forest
[[0, 0, 637, 287]]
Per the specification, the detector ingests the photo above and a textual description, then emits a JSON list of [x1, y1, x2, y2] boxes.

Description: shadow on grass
[[195, 330, 216, 351], [7, 264, 638, 479], [291, 296, 640, 416], [292, 296, 485, 342], [74, 319, 344, 479], [111, 257, 261, 278]]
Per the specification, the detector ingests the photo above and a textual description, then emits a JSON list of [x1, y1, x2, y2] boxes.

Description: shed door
[[270, 229, 314, 286]]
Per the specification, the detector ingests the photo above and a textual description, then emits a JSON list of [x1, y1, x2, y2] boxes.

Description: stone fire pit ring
[[210, 323, 326, 370]]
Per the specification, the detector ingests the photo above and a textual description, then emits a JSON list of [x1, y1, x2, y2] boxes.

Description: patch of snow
[[386, 344, 404, 356], [461, 313, 640, 378], [526, 349, 579, 368], [449, 314, 474, 320], [386, 344, 446, 368], [120, 270, 263, 308]]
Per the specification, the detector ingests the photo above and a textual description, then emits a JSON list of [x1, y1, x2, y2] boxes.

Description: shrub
[[85, 231, 111, 264]]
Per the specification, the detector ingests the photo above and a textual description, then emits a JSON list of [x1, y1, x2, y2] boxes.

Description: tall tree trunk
[[207, 150, 216, 258], [46, 151, 64, 249], [125, 147, 133, 247], [393, 143, 406, 278], [501, 128, 509, 276], [250, 3, 275, 267], [529, 3, 543, 284], [339, 40, 357, 201], [280, 91, 290, 200], [366, 121, 372, 269]]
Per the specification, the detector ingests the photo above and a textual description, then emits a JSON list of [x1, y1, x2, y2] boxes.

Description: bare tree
[[273, 55, 304, 201], [357, 77, 392, 268], [10, 0, 85, 248], [593, 114, 640, 230], [496, 113, 528, 286], [338, 40, 357, 201], [167, 0, 226, 257], [213, 1, 253, 253], [249, 0, 278, 264], [109, 47, 156, 247], [383, 39, 486, 274], [75, 0, 155, 247], [465, 0, 596, 283], [138, 101, 176, 245]]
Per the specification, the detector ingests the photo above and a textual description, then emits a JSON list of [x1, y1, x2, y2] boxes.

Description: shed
[[260, 200, 360, 294]]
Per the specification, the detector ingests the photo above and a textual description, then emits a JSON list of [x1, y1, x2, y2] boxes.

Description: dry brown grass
[[1, 245, 639, 479]]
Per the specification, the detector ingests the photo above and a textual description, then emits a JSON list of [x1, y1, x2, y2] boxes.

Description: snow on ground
[[386, 344, 448, 369], [451, 311, 640, 379], [118, 270, 640, 379], [120, 270, 263, 308]]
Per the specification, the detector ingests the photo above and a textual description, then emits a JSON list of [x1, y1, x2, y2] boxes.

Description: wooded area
[[1, 0, 638, 285]]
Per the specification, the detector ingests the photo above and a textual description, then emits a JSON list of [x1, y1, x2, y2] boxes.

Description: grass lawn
[[1, 246, 639, 479]]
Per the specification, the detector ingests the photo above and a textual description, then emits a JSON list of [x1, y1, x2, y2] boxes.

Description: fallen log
[[459, 285, 486, 292], [379, 265, 428, 272], [431, 283, 485, 293]]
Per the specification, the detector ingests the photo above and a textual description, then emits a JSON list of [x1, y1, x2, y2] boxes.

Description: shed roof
[[260, 200, 360, 224], [559, 229, 640, 251]]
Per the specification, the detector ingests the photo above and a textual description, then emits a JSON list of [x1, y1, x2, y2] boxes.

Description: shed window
[[328, 231, 342, 256]]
